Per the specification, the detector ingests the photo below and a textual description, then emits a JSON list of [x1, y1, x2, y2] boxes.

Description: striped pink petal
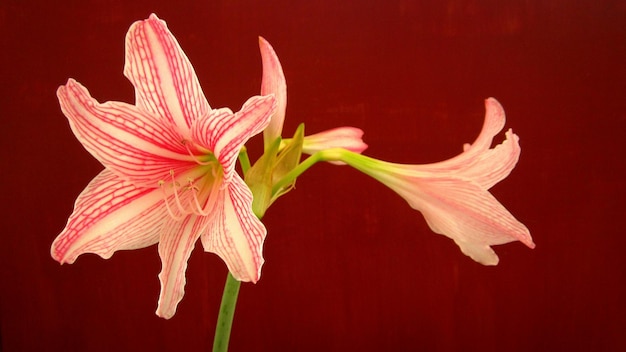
[[391, 176, 534, 265], [156, 214, 210, 319], [259, 37, 287, 147], [457, 128, 521, 190], [51, 169, 165, 264], [124, 14, 211, 139], [462, 98, 507, 157], [200, 175, 266, 282], [417, 98, 509, 174], [191, 95, 276, 180], [57, 79, 191, 187], [410, 98, 522, 190]]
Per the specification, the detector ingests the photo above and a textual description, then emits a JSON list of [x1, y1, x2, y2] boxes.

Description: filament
[[183, 140, 213, 166], [159, 180, 185, 221], [188, 179, 210, 216], [169, 170, 189, 214]]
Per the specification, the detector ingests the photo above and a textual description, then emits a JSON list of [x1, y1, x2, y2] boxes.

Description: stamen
[[159, 180, 185, 221], [184, 178, 211, 216], [183, 140, 213, 166], [204, 177, 222, 214], [210, 163, 220, 178], [169, 170, 191, 215], [191, 188, 211, 216]]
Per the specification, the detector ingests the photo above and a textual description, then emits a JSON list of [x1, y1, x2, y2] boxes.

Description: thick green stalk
[[270, 147, 365, 196], [212, 272, 241, 352], [271, 152, 324, 196], [238, 147, 252, 174]]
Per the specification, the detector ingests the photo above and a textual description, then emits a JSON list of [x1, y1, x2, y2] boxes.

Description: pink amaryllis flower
[[51, 14, 276, 319], [333, 98, 534, 265]]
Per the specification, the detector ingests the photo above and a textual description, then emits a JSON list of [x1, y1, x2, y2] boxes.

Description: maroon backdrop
[[2, 1, 625, 351]]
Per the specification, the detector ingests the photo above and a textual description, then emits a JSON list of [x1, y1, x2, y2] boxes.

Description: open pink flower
[[51, 14, 276, 318], [338, 98, 534, 264]]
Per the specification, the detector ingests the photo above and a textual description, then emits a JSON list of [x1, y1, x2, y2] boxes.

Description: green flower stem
[[271, 151, 324, 196], [325, 148, 392, 176], [270, 148, 363, 196], [213, 146, 262, 352], [238, 147, 252, 174], [212, 272, 241, 352]]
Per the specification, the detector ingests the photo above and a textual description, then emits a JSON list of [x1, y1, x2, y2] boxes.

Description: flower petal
[[156, 214, 209, 319], [418, 98, 507, 174], [191, 95, 276, 180], [259, 37, 287, 148], [393, 176, 534, 265], [57, 79, 192, 186], [51, 169, 165, 264], [459, 128, 521, 189], [465, 98, 507, 154], [413, 99, 520, 189], [124, 14, 211, 137], [201, 175, 266, 282]]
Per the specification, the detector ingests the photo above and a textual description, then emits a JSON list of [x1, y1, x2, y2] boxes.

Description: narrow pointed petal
[[465, 98, 507, 154], [459, 129, 521, 189], [156, 214, 209, 319], [301, 127, 368, 154], [415, 98, 509, 177], [192, 95, 276, 179], [57, 79, 191, 186], [124, 14, 211, 137], [201, 175, 266, 282], [259, 37, 287, 148], [51, 170, 165, 264], [394, 176, 535, 265]]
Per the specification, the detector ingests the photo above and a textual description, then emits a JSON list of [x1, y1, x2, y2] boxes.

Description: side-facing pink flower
[[334, 98, 534, 265], [51, 14, 276, 319]]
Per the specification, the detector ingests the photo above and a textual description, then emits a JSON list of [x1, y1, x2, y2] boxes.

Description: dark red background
[[2, 1, 625, 351]]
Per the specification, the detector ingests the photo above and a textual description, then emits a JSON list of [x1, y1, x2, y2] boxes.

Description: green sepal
[[244, 137, 281, 218], [271, 123, 304, 201]]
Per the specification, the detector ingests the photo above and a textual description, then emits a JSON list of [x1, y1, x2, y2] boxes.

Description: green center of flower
[[158, 141, 224, 220]]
